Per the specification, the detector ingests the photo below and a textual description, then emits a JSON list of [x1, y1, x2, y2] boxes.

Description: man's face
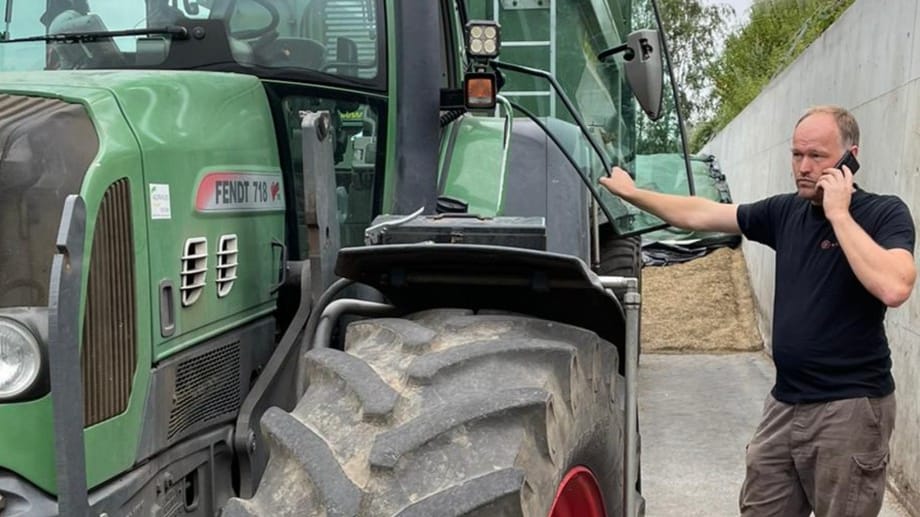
[[791, 113, 848, 203]]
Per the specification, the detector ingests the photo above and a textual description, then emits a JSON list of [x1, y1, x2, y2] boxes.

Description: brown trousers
[[739, 393, 895, 517]]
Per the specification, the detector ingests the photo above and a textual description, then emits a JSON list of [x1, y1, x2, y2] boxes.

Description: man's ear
[[850, 145, 859, 158]]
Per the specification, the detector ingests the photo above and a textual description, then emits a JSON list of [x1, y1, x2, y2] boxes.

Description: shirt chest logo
[[820, 239, 839, 250]]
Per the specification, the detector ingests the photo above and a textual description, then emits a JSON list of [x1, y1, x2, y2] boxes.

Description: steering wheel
[[230, 0, 281, 40]]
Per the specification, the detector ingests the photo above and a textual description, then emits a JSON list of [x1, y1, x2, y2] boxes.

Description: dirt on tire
[[641, 247, 762, 353]]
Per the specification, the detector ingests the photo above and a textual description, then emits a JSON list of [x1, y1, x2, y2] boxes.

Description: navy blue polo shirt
[[737, 188, 915, 403]]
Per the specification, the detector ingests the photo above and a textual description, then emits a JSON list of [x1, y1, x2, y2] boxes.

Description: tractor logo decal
[[196, 172, 284, 212]]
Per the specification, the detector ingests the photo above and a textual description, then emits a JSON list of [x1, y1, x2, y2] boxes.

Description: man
[[600, 105, 916, 516]]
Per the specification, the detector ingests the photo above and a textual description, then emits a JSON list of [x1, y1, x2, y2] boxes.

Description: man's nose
[[798, 157, 815, 174]]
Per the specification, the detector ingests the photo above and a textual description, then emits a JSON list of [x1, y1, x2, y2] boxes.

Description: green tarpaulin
[[634, 154, 740, 265]]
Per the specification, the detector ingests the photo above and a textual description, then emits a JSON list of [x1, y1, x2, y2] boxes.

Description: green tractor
[[0, 0, 694, 515]]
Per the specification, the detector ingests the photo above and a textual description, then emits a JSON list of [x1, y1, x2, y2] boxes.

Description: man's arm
[[830, 217, 915, 307], [820, 167, 917, 307], [599, 167, 742, 234]]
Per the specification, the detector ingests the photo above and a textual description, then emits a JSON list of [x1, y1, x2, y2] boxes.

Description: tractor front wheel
[[224, 310, 626, 516]]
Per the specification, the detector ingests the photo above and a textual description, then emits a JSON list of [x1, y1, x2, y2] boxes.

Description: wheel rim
[[549, 466, 606, 517]]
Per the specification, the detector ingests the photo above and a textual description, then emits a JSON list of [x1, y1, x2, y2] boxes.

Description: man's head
[[791, 105, 860, 202]]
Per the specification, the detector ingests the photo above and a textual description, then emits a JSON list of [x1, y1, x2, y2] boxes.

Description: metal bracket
[[48, 195, 91, 516], [501, 0, 550, 9], [599, 275, 641, 517], [300, 110, 340, 303]]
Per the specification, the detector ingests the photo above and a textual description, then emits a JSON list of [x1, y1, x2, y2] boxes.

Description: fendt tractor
[[0, 0, 695, 515]]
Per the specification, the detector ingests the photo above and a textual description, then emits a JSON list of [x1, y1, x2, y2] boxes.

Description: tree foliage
[[633, 0, 733, 155], [694, 0, 855, 150], [655, 0, 734, 126]]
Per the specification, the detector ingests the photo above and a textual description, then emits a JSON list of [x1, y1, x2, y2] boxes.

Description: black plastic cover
[[374, 215, 546, 251]]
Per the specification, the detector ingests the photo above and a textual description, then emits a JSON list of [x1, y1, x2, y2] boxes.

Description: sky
[[709, 0, 755, 25]]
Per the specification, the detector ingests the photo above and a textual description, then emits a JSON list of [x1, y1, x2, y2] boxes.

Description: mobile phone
[[834, 149, 860, 175]]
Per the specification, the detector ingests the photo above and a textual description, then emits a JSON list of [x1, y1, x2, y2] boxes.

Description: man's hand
[[599, 166, 637, 199], [817, 165, 854, 221]]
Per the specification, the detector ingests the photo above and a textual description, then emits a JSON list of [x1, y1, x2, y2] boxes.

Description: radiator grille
[[83, 179, 137, 427], [167, 341, 242, 441]]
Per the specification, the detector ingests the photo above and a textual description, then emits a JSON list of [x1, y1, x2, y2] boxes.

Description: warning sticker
[[150, 184, 172, 220], [196, 172, 284, 213]]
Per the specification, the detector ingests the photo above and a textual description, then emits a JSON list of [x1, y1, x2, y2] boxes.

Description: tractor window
[[272, 91, 385, 258], [0, 0, 384, 83], [464, 0, 692, 237], [226, 0, 381, 79]]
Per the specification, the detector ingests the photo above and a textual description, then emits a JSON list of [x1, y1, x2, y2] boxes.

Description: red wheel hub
[[549, 466, 606, 517]]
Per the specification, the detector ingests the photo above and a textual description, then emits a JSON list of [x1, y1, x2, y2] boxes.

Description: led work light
[[465, 21, 500, 59]]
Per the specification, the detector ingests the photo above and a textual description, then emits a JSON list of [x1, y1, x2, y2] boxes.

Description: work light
[[0, 318, 42, 399], [466, 21, 501, 59]]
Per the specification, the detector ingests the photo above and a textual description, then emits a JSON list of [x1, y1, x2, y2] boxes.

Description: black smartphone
[[834, 149, 860, 175]]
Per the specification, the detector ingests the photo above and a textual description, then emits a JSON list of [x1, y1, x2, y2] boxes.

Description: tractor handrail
[[489, 60, 613, 175], [48, 195, 91, 516]]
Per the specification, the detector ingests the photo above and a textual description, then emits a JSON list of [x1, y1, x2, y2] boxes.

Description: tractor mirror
[[598, 29, 663, 122]]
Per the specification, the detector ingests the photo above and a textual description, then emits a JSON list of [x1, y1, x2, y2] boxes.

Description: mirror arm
[[597, 43, 635, 62], [2, 0, 12, 41]]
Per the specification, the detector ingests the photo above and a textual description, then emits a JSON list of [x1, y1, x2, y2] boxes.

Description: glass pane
[[278, 94, 383, 257], [463, 0, 692, 237], [0, 0, 383, 81]]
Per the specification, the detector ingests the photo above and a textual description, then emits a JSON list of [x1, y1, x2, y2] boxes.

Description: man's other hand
[[600, 166, 637, 198]]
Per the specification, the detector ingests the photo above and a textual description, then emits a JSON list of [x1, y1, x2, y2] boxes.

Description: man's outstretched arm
[[600, 167, 742, 234]]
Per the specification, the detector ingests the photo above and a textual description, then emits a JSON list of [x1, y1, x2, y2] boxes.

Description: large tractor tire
[[598, 233, 642, 364], [224, 310, 626, 516], [598, 234, 642, 294]]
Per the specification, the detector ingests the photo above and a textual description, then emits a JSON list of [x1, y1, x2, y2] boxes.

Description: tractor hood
[[0, 70, 276, 310], [0, 70, 281, 496]]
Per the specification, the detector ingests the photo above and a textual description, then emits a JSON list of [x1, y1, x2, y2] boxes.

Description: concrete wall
[[704, 0, 920, 511]]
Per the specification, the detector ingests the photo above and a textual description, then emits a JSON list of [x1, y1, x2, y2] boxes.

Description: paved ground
[[638, 352, 910, 516]]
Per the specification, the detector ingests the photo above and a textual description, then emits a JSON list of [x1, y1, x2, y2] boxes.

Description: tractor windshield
[[464, 0, 692, 236], [0, 0, 383, 84]]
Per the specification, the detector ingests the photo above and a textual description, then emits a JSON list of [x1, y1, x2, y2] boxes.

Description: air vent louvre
[[216, 235, 238, 298], [180, 237, 207, 306]]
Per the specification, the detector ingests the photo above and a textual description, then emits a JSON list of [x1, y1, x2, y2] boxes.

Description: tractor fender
[[334, 244, 628, 362]]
